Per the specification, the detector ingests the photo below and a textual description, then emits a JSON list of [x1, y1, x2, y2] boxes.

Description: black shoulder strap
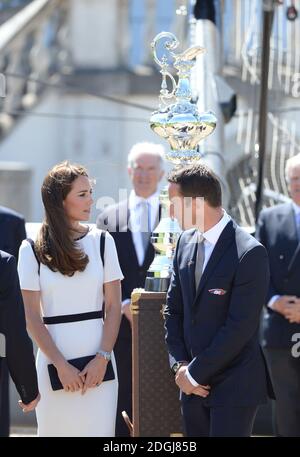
[[100, 231, 106, 266], [27, 238, 40, 275]]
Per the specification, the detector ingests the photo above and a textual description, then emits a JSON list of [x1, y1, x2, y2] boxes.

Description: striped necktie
[[195, 233, 205, 290]]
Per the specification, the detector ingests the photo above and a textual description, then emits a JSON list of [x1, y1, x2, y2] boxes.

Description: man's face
[[287, 164, 300, 206], [128, 153, 164, 198], [168, 182, 204, 230]]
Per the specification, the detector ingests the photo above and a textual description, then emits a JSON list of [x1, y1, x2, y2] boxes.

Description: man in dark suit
[[256, 153, 300, 436], [0, 250, 40, 422], [97, 142, 165, 436], [165, 163, 273, 437], [0, 206, 26, 436]]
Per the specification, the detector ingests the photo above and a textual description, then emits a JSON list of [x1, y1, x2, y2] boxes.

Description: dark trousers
[[0, 361, 10, 437], [181, 394, 258, 437], [114, 315, 132, 437], [264, 348, 300, 437]]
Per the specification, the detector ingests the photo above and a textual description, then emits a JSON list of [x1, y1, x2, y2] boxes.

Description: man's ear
[[159, 169, 165, 181]]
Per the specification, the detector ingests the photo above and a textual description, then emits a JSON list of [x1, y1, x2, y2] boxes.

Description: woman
[[18, 161, 123, 437]]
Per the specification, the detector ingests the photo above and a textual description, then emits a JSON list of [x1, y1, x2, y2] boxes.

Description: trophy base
[[144, 276, 170, 292]]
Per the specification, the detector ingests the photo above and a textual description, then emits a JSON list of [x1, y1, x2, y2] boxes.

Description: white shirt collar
[[200, 210, 231, 246], [129, 189, 160, 210]]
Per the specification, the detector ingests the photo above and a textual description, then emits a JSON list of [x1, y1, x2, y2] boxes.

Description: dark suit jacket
[[165, 219, 273, 407], [256, 202, 300, 348], [97, 200, 160, 300], [0, 251, 38, 404], [0, 206, 26, 259]]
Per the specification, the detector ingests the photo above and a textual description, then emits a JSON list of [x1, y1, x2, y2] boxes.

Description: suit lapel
[[276, 203, 299, 273], [180, 229, 198, 306], [192, 220, 235, 307], [142, 203, 162, 269], [118, 202, 140, 268], [282, 203, 300, 274], [188, 231, 198, 298]]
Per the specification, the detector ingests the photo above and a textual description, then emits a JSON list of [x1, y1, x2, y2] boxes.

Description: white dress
[[18, 227, 123, 437]]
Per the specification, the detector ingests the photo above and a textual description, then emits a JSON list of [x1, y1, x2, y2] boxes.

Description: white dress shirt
[[268, 202, 300, 310], [128, 190, 160, 266], [185, 210, 231, 387]]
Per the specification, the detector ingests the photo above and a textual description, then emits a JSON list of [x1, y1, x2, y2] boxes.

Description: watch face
[[97, 350, 111, 361], [172, 362, 180, 375]]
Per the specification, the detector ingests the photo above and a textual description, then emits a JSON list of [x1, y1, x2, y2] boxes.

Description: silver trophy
[[144, 32, 217, 292]]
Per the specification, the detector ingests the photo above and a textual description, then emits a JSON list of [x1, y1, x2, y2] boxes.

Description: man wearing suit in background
[[97, 142, 165, 436], [0, 206, 26, 436], [256, 153, 300, 436], [165, 163, 273, 437], [0, 251, 40, 420]]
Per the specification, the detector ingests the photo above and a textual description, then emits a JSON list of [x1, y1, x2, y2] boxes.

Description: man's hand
[[273, 295, 298, 317], [192, 385, 211, 397], [175, 366, 210, 397], [283, 298, 300, 323], [18, 393, 41, 413]]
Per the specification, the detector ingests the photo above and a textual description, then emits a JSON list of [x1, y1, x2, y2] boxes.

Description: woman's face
[[63, 175, 94, 223]]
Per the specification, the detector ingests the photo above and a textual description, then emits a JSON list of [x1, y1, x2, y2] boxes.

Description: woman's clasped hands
[[56, 355, 107, 395]]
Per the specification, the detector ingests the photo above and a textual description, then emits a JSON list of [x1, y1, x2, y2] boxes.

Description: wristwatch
[[96, 350, 111, 362], [171, 361, 184, 376]]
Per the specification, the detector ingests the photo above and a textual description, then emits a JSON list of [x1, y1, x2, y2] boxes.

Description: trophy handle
[[159, 69, 177, 105], [151, 31, 179, 67], [151, 32, 179, 105]]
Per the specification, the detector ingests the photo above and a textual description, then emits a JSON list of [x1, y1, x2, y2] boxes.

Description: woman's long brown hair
[[35, 161, 90, 276]]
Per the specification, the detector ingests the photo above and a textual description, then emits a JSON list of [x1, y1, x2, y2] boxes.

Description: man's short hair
[[285, 153, 300, 181], [168, 163, 222, 208], [127, 142, 165, 169]]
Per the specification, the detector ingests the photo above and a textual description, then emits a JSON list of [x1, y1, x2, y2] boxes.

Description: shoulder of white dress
[[20, 238, 33, 250], [89, 225, 101, 235]]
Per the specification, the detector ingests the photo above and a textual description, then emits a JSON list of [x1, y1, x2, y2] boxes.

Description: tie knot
[[198, 232, 205, 243], [137, 200, 149, 211], [138, 200, 150, 232]]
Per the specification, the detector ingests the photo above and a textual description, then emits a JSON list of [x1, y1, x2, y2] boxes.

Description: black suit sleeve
[[0, 255, 38, 404], [164, 234, 190, 366], [188, 245, 270, 385], [14, 217, 26, 261], [256, 210, 278, 303]]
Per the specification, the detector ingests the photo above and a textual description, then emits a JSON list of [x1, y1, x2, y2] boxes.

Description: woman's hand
[[56, 360, 84, 393], [79, 355, 108, 395]]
